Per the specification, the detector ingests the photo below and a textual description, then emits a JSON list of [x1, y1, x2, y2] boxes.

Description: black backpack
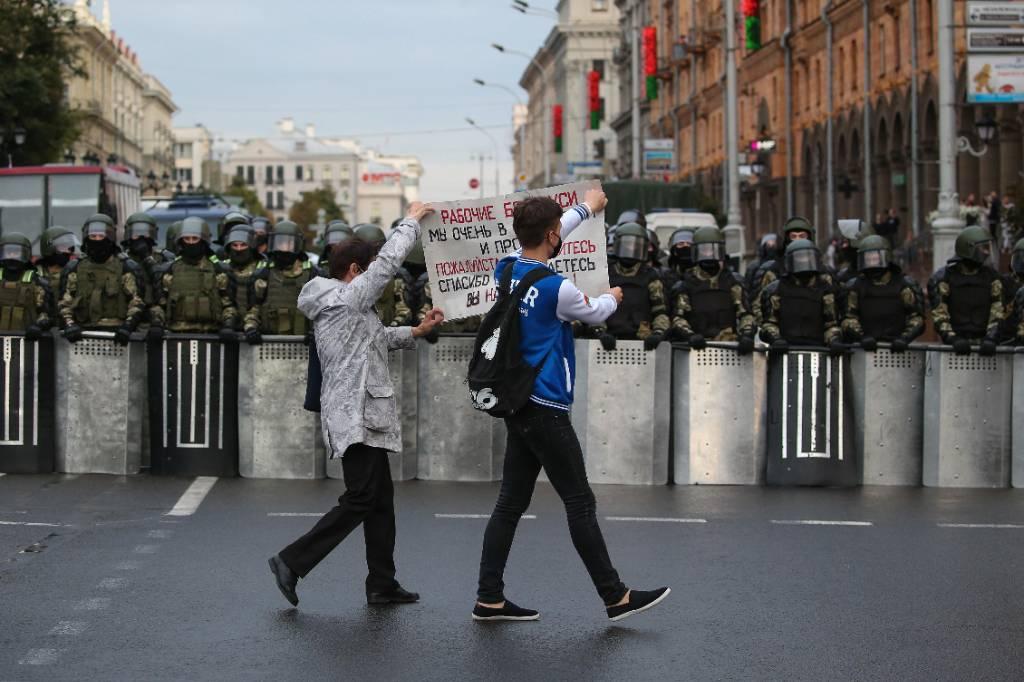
[[466, 263, 556, 417]]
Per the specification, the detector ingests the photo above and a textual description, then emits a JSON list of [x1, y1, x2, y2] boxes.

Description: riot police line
[[0, 207, 1022, 487]]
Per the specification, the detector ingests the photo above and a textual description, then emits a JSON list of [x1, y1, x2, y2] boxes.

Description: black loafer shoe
[[606, 587, 671, 622], [472, 600, 540, 622], [268, 555, 299, 607], [367, 585, 420, 605]]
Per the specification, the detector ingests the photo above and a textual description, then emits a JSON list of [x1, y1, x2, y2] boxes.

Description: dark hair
[[329, 237, 376, 279], [513, 197, 563, 248]]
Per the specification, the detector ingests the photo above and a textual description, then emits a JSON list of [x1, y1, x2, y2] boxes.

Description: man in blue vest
[[472, 188, 671, 623]]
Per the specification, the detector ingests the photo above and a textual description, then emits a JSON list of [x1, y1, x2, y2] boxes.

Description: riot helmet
[[218, 211, 250, 243], [646, 229, 662, 265], [954, 225, 994, 265], [856, 235, 892, 273], [224, 226, 256, 268], [613, 222, 648, 266], [354, 223, 387, 249], [269, 220, 305, 270], [177, 217, 212, 263], [41, 226, 79, 266], [693, 226, 726, 274], [81, 213, 118, 262], [1012, 238, 1024, 275], [124, 212, 159, 260], [405, 239, 425, 268], [321, 221, 354, 257], [250, 216, 271, 252], [165, 221, 183, 255], [757, 233, 780, 262], [0, 233, 32, 270], [615, 209, 646, 229], [784, 239, 822, 276], [782, 216, 815, 243], [668, 228, 696, 271], [605, 224, 617, 255]]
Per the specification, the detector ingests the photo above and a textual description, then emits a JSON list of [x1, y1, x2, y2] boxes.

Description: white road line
[[434, 513, 537, 520], [133, 544, 159, 554], [49, 621, 87, 636], [165, 477, 217, 517], [937, 523, 1024, 529], [147, 529, 172, 539], [0, 520, 66, 527], [0, 510, 28, 514], [0, 472, 6, 478], [114, 561, 141, 571], [97, 577, 128, 590], [771, 519, 873, 527], [19, 648, 63, 665], [73, 598, 110, 611], [268, 513, 323, 517], [605, 516, 708, 524]]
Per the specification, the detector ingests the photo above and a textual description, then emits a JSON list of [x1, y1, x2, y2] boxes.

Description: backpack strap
[[500, 261, 557, 303]]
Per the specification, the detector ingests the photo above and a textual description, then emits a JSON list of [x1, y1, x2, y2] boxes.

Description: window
[[276, 191, 284, 209], [851, 40, 859, 92], [236, 166, 244, 180], [324, 165, 333, 181], [276, 166, 284, 184], [593, 60, 605, 78], [893, 18, 901, 72], [246, 165, 255, 185], [296, 165, 304, 181], [266, 191, 273, 209], [592, 0, 608, 10], [878, 22, 886, 75], [838, 47, 845, 95], [265, 166, 273, 184], [307, 165, 314, 182], [925, 0, 934, 53]]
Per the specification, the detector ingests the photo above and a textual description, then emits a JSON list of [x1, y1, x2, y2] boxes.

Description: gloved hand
[[303, 330, 314, 346], [24, 324, 42, 342], [218, 327, 238, 344], [599, 333, 617, 351], [113, 325, 132, 346], [666, 327, 685, 342], [643, 331, 664, 351], [424, 329, 440, 345], [951, 337, 971, 356], [244, 328, 262, 345], [769, 339, 789, 355], [829, 339, 850, 357], [63, 324, 83, 343], [860, 336, 877, 352], [147, 325, 165, 343], [979, 339, 998, 356], [890, 337, 909, 353], [688, 334, 707, 351], [737, 336, 755, 355]]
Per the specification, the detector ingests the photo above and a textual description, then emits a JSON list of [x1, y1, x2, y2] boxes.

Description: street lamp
[[106, 153, 118, 165], [13, 129, 26, 146], [466, 117, 501, 195], [64, 149, 76, 165], [474, 78, 527, 189], [750, 160, 767, 177], [956, 116, 999, 158], [510, 0, 559, 17]]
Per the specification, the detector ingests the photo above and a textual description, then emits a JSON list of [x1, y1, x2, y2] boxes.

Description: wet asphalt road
[[1, 474, 1024, 681]]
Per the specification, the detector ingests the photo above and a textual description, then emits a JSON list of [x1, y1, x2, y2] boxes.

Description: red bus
[[0, 165, 141, 254]]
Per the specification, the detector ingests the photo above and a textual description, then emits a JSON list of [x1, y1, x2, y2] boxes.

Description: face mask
[[0, 259, 26, 276], [180, 242, 207, 263], [86, 239, 116, 263], [271, 252, 299, 270], [47, 253, 71, 269], [618, 257, 640, 269], [128, 239, 152, 260], [229, 249, 253, 268], [795, 272, 815, 286], [699, 261, 721, 276], [549, 233, 563, 260]]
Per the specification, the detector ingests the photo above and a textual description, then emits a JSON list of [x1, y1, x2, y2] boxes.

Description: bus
[[145, 192, 239, 246], [0, 165, 141, 254]]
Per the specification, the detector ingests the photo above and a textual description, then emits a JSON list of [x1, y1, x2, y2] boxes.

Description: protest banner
[[421, 181, 609, 321]]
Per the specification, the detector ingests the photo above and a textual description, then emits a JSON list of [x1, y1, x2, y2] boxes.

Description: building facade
[[517, 0, 624, 187], [141, 75, 177, 187], [172, 126, 215, 191]]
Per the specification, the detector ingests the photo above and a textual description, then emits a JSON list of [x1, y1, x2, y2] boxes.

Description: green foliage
[[0, 0, 84, 165], [225, 177, 270, 218], [288, 184, 346, 229]]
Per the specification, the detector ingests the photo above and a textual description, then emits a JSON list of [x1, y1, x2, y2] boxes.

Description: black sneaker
[[472, 600, 540, 622], [606, 587, 671, 622]]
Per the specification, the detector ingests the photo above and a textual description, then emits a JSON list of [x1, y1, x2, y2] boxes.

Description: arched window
[[878, 22, 887, 75]]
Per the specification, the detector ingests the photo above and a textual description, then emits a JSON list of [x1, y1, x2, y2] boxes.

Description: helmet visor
[[127, 221, 155, 241], [224, 228, 254, 248], [858, 249, 890, 270], [669, 230, 695, 248], [269, 234, 300, 253], [695, 242, 724, 263], [85, 221, 112, 239], [250, 219, 270, 235], [787, 248, 821, 274], [325, 229, 353, 246], [0, 244, 29, 262], [51, 233, 80, 254], [615, 234, 647, 261], [1013, 251, 1024, 274], [179, 220, 209, 241], [970, 240, 993, 264]]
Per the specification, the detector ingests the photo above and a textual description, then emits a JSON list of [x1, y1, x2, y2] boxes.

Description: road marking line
[[0, 472, 5, 478], [19, 648, 63, 665], [98, 577, 128, 590], [937, 523, 1024, 529], [165, 477, 217, 517], [267, 513, 323, 517], [133, 545, 159, 554], [0, 510, 29, 514], [434, 513, 537, 520], [0, 520, 66, 527], [73, 598, 110, 611], [49, 621, 87, 636], [147, 529, 172, 539], [771, 519, 873, 526], [606, 516, 707, 523], [114, 561, 141, 571]]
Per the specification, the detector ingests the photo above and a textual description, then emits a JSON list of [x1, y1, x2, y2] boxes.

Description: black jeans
[[279, 443, 398, 591], [477, 402, 627, 606]]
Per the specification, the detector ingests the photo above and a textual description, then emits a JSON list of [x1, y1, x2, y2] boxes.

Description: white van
[[645, 210, 718, 250]]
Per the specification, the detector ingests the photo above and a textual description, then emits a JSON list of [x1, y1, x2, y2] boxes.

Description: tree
[[225, 177, 270, 218], [0, 0, 84, 165], [289, 184, 346, 229]]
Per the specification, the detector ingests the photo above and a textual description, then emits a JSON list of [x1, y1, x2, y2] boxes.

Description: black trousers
[[279, 443, 398, 591], [477, 402, 628, 606]]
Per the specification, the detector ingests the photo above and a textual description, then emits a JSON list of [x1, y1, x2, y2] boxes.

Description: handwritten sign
[[421, 181, 609, 321]]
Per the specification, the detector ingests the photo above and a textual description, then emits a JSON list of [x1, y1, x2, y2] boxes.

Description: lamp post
[[474, 78, 526, 191], [510, 0, 559, 18], [467, 117, 501, 195], [957, 116, 998, 158], [492, 42, 551, 186], [932, 0, 964, 267], [5, 128, 26, 168], [723, 0, 746, 265]]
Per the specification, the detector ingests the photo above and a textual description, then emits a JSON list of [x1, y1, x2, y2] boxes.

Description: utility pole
[[723, 0, 745, 262], [630, 2, 641, 178], [932, 0, 964, 266]]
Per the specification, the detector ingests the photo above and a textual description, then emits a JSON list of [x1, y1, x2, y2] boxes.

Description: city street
[[2, 473, 1023, 680]]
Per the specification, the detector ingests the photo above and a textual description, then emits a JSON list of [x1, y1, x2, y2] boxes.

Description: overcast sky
[[102, 0, 554, 202]]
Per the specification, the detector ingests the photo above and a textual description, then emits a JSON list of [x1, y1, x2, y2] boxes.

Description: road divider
[[165, 476, 217, 517]]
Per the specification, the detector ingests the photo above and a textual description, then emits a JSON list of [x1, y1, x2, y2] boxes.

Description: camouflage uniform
[[841, 268, 925, 342], [998, 272, 1024, 342], [598, 261, 670, 340], [36, 264, 64, 297], [58, 255, 147, 330], [927, 260, 1004, 343], [244, 259, 319, 334], [0, 267, 53, 332], [670, 267, 755, 341], [229, 258, 267, 321], [416, 275, 481, 333], [760, 275, 842, 346], [375, 274, 413, 328], [752, 263, 835, 324], [151, 256, 239, 333]]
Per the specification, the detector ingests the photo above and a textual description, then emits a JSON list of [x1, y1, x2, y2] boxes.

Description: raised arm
[[556, 279, 619, 324], [559, 188, 607, 241], [346, 204, 432, 312]]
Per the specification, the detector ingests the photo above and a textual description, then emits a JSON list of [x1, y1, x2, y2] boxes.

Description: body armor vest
[[854, 273, 905, 340], [606, 265, 655, 338], [685, 272, 736, 338], [38, 265, 61, 295], [777, 278, 825, 345], [375, 278, 398, 327], [260, 262, 313, 334], [231, 260, 265, 311], [946, 265, 996, 339], [74, 258, 128, 326], [168, 258, 222, 326], [0, 270, 37, 331]]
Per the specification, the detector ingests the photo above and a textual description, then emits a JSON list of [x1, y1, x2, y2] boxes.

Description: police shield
[[0, 334, 55, 473]]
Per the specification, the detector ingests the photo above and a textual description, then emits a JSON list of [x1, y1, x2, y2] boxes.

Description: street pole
[[631, 3, 642, 178], [862, 0, 872, 222], [932, 0, 964, 267], [467, 118, 501, 195], [909, 0, 921, 238], [724, 0, 745, 263]]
